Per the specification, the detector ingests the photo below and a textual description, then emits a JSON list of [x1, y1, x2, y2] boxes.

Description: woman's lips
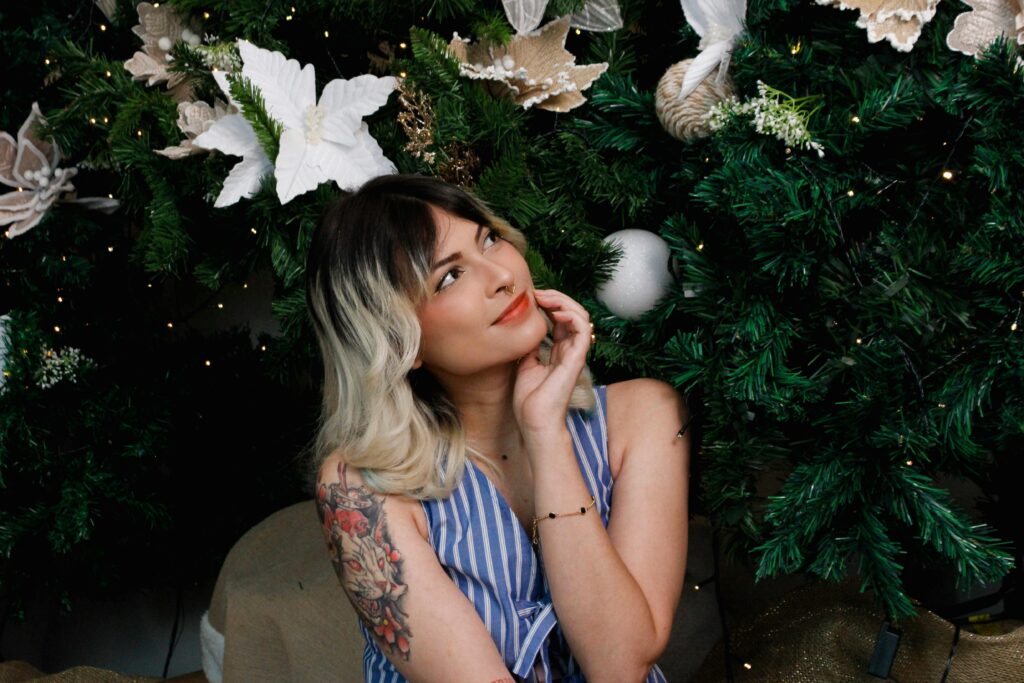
[[494, 292, 529, 324]]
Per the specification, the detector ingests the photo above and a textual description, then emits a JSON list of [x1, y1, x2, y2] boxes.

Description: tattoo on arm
[[317, 462, 412, 660]]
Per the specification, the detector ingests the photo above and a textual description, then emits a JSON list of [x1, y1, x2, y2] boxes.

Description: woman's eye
[[437, 267, 463, 291], [484, 228, 501, 247]]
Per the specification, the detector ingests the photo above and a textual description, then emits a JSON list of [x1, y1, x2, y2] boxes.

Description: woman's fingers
[[534, 289, 590, 324]]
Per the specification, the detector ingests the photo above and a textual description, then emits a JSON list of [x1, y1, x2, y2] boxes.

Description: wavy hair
[[305, 174, 594, 499]]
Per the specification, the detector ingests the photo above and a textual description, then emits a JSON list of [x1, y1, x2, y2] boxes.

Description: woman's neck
[[431, 361, 523, 456]]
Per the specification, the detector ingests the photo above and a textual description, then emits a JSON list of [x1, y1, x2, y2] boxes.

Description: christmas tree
[[1, 0, 1020, 628]]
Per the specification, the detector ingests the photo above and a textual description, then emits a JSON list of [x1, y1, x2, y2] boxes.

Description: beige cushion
[[204, 501, 364, 683]]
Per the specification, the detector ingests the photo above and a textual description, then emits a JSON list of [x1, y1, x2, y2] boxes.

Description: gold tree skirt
[[693, 580, 1024, 682]]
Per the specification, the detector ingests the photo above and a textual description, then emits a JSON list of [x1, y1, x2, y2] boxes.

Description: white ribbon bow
[[678, 0, 747, 100]]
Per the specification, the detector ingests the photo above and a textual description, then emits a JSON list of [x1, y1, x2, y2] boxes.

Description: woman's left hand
[[513, 289, 592, 438]]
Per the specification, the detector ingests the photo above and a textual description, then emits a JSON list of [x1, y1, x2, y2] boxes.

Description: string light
[[217, 303, 224, 309], [102, 116, 109, 124], [847, 189, 855, 197], [250, 227, 257, 234], [204, 359, 211, 366], [693, 583, 700, 591], [855, 337, 863, 344], [850, 115, 861, 124], [260, 344, 267, 351], [941, 170, 954, 181], [399, 71, 407, 78], [905, 460, 913, 466], [107, 246, 114, 252], [243, 283, 248, 289], [44, 58, 51, 65], [167, 322, 174, 328], [697, 242, 705, 251], [108, 194, 114, 199], [61, 255, 67, 262], [575, 28, 582, 35], [1012, 322, 1019, 331], [324, 30, 329, 37], [203, 11, 210, 19], [743, 663, 753, 670], [99, 24, 107, 31], [790, 40, 802, 55], [286, 14, 293, 20], [90, 117, 97, 125], [57, 296, 63, 303], [105, 70, 112, 77], [937, 403, 947, 409], [137, 130, 143, 137], [399, 42, 407, 49], [54, 325, 61, 333], [147, 283, 153, 288]]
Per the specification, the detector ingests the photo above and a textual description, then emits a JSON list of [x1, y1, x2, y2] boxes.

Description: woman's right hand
[[512, 288, 592, 438]]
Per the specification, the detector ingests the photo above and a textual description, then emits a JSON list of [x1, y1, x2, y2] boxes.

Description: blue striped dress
[[360, 384, 668, 683]]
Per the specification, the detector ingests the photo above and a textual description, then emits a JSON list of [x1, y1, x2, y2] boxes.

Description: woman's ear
[[412, 356, 422, 370]]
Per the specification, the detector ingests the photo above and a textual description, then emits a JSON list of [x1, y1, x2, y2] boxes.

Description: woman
[[305, 174, 689, 683]]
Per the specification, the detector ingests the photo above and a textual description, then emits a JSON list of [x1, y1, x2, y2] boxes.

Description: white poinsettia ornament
[[194, 40, 397, 206], [0, 104, 119, 238]]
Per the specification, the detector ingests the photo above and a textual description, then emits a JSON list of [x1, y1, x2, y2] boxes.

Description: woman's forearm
[[525, 426, 664, 683]]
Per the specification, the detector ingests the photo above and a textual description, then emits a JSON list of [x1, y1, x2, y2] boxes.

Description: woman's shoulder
[[605, 379, 687, 476], [316, 452, 429, 540]]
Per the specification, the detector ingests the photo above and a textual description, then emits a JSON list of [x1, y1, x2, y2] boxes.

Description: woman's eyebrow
[[431, 223, 486, 271]]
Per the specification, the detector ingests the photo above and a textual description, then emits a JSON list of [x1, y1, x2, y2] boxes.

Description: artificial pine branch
[[226, 74, 284, 162]]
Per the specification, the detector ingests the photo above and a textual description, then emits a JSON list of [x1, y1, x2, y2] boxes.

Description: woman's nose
[[484, 260, 516, 295]]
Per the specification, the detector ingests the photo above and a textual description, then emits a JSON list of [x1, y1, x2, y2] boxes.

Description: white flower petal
[[572, 0, 624, 31], [193, 114, 260, 157], [503, 0, 548, 34], [318, 74, 397, 120], [323, 124, 396, 191], [237, 39, 314, 130], [275, 128, 327, 204], [214, 153, 273, 208]]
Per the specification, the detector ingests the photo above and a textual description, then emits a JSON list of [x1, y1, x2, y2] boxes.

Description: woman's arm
[[526, 379, 689, 683], [513, 289, 689, 683], [316, 457, 514, 683]]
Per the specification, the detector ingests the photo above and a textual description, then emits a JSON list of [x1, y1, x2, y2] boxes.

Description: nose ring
[[504, 283, 517, 296]]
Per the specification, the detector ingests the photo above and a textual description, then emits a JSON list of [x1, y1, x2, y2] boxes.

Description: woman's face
[[412, 207, 547, 376]]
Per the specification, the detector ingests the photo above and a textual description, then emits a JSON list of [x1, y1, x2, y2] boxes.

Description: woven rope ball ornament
[[655, 59, 735, 141]]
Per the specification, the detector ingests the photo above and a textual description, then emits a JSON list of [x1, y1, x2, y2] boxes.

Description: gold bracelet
[[531, 496, 596, 545]]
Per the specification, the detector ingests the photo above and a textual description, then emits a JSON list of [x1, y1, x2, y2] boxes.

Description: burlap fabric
[[0, 661, 160, 682], [692, 579, 1024, 682], [203, 501, 365, 682]]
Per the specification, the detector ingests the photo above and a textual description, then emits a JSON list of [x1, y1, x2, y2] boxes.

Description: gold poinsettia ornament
[[156, 99, 233, 159], [814, 0, 943, 52], [947, 0, 1024, 57], [447, 16, 608, 112], [0, 104, 119, 239], [124, 2, 201, 102]]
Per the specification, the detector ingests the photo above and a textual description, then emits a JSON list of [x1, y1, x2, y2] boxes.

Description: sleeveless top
[[360, 384, 668, 683]]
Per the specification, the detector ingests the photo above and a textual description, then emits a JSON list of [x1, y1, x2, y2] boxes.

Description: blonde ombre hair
[[305, 174, 595, 499]]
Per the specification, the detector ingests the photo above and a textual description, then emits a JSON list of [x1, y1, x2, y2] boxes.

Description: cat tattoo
[[318, 462, 412, 659]]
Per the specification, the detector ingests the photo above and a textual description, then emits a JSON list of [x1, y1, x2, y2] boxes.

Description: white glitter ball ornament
[[596, 230, 675, 320]]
